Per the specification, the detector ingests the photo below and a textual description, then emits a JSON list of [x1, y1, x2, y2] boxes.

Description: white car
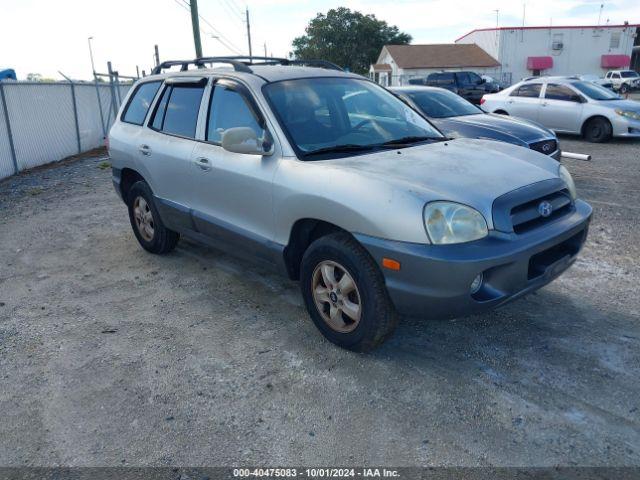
[[604, 70, 640, 94], [481, 77, 640, 143]]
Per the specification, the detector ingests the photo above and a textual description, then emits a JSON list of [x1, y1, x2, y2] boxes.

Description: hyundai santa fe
[[108, 57, 592, 351]]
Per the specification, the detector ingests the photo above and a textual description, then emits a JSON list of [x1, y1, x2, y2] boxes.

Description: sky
[[1, 0, 639, 80]]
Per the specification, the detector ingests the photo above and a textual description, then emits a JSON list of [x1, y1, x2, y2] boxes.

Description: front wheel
[[619, 84, 629, 94], [300, 232, 398, 352], [583, 117, 612, 143]]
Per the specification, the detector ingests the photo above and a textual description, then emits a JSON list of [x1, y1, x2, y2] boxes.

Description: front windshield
[[405, 89, 482, 118], [263, 78, 443, 159], [621, 71, 639, 78], [571, 81, 620, 101]]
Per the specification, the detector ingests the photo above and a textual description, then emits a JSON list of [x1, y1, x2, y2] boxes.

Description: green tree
[[291, 7, 411, 74]]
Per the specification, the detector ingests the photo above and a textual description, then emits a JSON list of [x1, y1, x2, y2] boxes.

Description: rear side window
[[122, 81, 161, 125], [511, 84, 542, 98], [544, 84, 579, 101], [150, 84, 205, 138], [206, 84, 264, 143]]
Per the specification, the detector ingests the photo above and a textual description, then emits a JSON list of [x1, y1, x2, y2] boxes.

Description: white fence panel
[[75, 84, 107, 152], [0, 88, 15, 179], [0, 81, 133, 181], [3, 83, 78, 171]]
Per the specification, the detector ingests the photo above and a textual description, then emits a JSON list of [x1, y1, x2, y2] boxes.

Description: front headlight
[[615, 109, 640, 121], [558, 165, 577, 201], [423, 202, 488, 244]]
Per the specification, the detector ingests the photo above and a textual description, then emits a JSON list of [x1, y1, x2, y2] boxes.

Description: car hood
[[433, 113, 554, 146], [595, 99, 640, 111], [324, 138, 560, 226]]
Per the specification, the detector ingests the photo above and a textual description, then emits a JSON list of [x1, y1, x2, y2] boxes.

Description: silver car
[[109, 57, 591, 351], [481, 77, 640, 142]]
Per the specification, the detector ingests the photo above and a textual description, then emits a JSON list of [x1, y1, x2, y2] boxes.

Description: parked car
[[575, 74, 613, 90], [604, 70, 640, 94], [409, 71, 487, 104], [109, 57, 592, 351], [481, 77, 640, 142], [390, 85, 560, 160], [481, 74, 502, 93]]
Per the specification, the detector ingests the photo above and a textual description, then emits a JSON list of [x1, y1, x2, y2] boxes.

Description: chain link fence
[[0, 80, 131, 180]]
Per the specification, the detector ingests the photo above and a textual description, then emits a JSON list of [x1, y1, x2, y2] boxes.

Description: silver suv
[[109, 57, 592, 351]]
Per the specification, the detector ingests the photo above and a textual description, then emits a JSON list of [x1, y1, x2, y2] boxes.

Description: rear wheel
[[300, 232, 398, 352], [583, 117, 612, 143], [127, 181, 179, 254]]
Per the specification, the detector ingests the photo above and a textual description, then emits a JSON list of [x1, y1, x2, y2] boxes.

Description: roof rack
[[151, 56, 343, 75]]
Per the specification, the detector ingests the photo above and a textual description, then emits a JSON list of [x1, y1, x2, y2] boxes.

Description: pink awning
[[601, 54, 631, 68], [527, 56, 553, 70]]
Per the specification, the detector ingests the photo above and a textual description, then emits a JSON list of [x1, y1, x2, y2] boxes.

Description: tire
[[127, 181, 179, 254], [619, 84, 629, 94], [583, 117, 612, 143], [494, 110, 508, 115], [300, 232, 398, 352]]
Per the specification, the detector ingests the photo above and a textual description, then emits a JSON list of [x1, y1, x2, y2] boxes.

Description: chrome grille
[[492, 179, 574, 235], [529, 139, 557, 155], [510, 189, 572, 234]]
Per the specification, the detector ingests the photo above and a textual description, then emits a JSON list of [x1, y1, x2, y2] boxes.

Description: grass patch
[[27, 187, 44, 196], [97, 161, 111, 170]]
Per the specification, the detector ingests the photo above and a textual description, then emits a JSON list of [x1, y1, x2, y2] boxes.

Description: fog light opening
[[470, 273, 483, 295]]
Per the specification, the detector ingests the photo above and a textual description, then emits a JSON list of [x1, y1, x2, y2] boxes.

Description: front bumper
[[356, 199, 592, 319], [612, 115, 640, 138]]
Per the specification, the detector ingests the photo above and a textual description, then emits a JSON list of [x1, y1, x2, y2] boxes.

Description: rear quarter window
[[122, 81, 162, 125], [149, 83, 205, 138]]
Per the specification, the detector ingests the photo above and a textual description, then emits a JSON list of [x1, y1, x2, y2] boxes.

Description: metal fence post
[[107, 61, 119, 121], [0, 82, 19, 174], [70, 82, 82, 153], [59, 72, 82, 154], [93, 74, 107, 138]]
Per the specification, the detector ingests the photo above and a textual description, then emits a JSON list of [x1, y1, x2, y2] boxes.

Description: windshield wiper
[[303, 144, 377, 157], [378, 135, 445, 147]]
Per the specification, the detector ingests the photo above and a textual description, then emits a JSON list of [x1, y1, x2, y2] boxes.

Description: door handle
[[541, 102, 548, 107], [194, 157, 212, 171], [138, 144, 152, 156]]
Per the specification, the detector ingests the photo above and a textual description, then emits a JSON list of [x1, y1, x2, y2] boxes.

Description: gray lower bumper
[[356, 200, 592, 319]]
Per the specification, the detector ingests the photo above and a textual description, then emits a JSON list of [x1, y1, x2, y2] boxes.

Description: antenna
[[597, 3, 604, 27], [521, 2, 526, 42]]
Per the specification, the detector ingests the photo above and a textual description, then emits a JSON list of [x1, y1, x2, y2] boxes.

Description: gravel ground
[[0, 138, 639, 467]]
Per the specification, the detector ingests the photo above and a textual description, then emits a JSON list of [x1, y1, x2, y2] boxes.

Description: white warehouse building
[[455, 23, 639, 86]]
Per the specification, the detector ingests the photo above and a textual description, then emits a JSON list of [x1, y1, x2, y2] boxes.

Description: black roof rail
[[151, 58, 252, 75], [201, 56, 344, 71], [151, 56, 344, 75]]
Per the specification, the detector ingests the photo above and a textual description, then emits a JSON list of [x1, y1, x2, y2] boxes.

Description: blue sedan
[[390, 86, 561, 160]]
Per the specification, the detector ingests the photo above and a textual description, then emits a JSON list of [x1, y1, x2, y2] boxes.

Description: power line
[[216, 0, 244, 24], [172, 0, 244, 55]]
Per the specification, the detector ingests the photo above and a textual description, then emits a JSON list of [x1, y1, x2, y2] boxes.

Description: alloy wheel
[[133, 196, 155, 242], [311, 260, 362, 333]]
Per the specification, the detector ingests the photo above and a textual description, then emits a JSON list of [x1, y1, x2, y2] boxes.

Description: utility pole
[[264, 42, 267, 57], [246, 7, 253, 61], [154, 44, 160, 66], [190, 0, 203, 58]]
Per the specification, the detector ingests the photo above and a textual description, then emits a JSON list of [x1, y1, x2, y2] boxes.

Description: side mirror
[[221, 127, 274, 156]]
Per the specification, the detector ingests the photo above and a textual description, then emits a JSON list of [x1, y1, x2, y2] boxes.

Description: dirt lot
[[0, 138, 639, 467]]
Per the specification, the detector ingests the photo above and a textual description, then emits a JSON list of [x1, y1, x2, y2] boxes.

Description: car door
[[455, 72, 484, 104], [538, 83, 584, 133], [189, 78, 280, 266], [504, 83, 542, 121], [139, 77, 207, 231]]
